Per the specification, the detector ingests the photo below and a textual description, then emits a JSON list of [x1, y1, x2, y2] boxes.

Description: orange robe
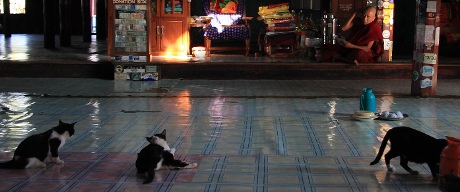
[[321, 20, 384, 63]]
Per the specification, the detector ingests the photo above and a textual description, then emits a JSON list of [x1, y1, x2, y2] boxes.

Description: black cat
[[136, 129, 197, 184], [0, 120, 76, 169], [370, 126, 447, 181]]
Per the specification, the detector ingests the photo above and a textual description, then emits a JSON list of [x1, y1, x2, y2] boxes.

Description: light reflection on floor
[[0, 92, 34, 149], [0, 34, 109, 62], [0, 35, 30, 61], [0, 78, 460, 191]]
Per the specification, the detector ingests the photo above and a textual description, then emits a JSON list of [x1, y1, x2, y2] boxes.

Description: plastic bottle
[[439, 136, 460, 191], [360, 88, 376, 113]]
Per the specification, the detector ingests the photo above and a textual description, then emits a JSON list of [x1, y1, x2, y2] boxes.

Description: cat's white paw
[[26, 158, 46, 168], [51, 157, 64, 164], [387, 165, 395, 172], [184, 163, 198, 169], [170, 148, 176, 155], [39, 162, 47, 168]]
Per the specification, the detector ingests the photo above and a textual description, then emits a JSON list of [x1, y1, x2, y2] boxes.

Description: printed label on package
[[382, 30, 390, 38], [113, 0, 147, 4], [115, 65, 124, 73], [146, 65, 157, 72], [422, 53, 437, 64], [421, 78, 432, 88], [383, 39, 392, 51], [421, 66, 434, 77], [427, 1, 437, 12]]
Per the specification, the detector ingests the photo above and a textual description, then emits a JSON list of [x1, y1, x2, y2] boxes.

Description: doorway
[[91, 0, 96, 34]]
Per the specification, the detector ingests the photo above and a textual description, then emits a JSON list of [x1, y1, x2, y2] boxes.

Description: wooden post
[[2, 0, 11, 38], [377, 0, 394, 62], [81, 0, 91, 42], [411, 0, 441, 97], [43, 0, 55, 49], [59, 0, 72, 46]]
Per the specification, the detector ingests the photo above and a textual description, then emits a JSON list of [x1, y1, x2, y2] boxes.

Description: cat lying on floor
[[370, 126, 447, 181], [136, 129, 198, 184], [0, 120, 76, 169]]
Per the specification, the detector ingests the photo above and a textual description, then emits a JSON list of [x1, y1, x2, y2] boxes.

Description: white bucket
[[192, 47, 206, 58]]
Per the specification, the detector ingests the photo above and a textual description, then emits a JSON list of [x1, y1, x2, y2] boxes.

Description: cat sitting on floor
[[136, 129, 198, 184], [0, 120, 76, 169], [370, 126, 447, 181]]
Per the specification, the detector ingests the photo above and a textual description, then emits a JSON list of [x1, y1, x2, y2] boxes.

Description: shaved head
[[363, 6, 377, 25]]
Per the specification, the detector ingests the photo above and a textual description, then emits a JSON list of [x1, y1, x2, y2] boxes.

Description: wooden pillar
[[81, 0, 91, 42], [43, 0, 55, 49], [2, 0, 11, 38], [377, 0, 394, 62], [96, 0, 107, 40], [59, 0, 72, 46], [411, 0, 441, 97]]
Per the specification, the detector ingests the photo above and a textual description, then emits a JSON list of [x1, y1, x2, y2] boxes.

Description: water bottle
[[360, 88, 376, 113]]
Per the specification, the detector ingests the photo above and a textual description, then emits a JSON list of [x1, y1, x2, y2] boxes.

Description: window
[[0, 0, 26, 14]]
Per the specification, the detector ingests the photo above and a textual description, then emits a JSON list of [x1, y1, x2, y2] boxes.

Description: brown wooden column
[[378, 1, 394, 62], [81, 0, 91, 42], [59, 0, 71, 46], [43, 0, 56, 49], [411, 0, 441, 97], [2, 0, 11, 38]]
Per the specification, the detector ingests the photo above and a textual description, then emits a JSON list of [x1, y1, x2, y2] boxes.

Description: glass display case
[[108, 0, 190, 58], [108, 1, 149, 62], [164, 0, 183, 14], [114, 4, 148, 53]]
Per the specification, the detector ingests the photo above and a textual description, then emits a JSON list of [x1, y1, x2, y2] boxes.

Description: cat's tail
[[0, 160, 18, 169], [167, 159, 198, 169], [163, 151, 198, 169], [370, 132, 391, 165]]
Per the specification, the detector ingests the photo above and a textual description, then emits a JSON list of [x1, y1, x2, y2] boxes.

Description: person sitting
[[321, 6, 384, 66]]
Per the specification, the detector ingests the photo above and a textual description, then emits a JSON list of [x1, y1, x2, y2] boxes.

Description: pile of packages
[[258, 3, 295, 35]]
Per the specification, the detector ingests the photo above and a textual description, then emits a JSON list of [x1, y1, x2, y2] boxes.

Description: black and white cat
[[136, 129, 197, 184], [0, 120, 76, 169], [370, 126, 447, 181]]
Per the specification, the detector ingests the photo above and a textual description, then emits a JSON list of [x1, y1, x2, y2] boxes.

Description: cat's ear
[[72, 121, 77, 125], [145, 136, 153, 142], [160, 129, 166, 137], [59, 119, 64, 124]]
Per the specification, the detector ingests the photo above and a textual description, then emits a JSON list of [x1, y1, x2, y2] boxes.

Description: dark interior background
[[1, 0, 458, 57]]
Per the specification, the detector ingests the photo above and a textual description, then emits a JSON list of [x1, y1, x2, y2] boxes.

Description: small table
[[189, 17, 212, 55], [263, 32, 298, 57]]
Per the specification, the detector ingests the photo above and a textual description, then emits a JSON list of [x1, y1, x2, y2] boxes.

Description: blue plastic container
[[360, 88, 376, 113]]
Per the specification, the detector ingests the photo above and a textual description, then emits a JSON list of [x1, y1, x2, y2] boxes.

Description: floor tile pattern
[[1, 78, 460, 191]]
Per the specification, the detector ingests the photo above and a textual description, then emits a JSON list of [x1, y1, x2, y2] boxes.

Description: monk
[[321, 6, 384, 66]]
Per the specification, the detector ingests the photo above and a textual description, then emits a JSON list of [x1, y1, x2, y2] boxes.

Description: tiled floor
[[1, 78, 460, 191]]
